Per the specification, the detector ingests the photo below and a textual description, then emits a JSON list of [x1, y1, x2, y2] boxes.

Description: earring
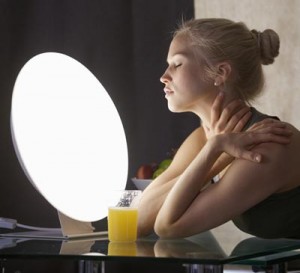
[[214, 82, 218, 86]]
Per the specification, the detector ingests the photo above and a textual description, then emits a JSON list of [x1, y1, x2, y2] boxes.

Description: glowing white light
[[10, 52, 128, 222]]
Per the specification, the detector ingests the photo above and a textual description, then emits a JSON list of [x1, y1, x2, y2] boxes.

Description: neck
[[195, 90, 244, 129]]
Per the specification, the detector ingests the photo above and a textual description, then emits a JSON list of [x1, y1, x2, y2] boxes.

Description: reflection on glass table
[[230, 237, 300, 273], [1, 231, 300, 273]]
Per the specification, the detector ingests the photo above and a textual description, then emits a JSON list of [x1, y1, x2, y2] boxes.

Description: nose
[[160, 68, 171, 84]]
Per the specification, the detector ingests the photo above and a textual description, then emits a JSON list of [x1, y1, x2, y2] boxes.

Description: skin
[[137, 33, 300, 239]]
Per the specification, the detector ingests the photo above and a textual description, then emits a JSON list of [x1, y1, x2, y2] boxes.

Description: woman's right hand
[[203, 92, 252, 139]]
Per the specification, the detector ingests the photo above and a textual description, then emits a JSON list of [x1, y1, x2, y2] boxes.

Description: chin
[[167, 103, 185, 113], [168, 105, 180, 113]]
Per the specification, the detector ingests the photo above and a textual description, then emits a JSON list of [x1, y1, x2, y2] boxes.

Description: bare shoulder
[[170, 126, 206, 167], [156, 126, 206, 182]]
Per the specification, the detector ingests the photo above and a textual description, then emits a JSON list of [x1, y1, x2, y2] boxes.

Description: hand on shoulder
[[209, 118, 293, 163]]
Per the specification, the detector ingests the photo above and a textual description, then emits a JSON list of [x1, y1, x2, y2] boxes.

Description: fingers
[[259, 125, 292, 136], [248, 118, 285, 131], [211, 92, 251, 133], [251, 132, 292, 145], [261, 132, 292, 144], [236, 150, 262, 163], [249, 120, 293, 142], [229, 107, 252, 132]]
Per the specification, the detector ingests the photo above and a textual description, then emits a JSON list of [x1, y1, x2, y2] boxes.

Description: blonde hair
[[174, 18, 280, 102]]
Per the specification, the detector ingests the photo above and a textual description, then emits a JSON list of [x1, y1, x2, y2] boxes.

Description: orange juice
[[108, 207, 138, 242], [108, 242, 137, 256]]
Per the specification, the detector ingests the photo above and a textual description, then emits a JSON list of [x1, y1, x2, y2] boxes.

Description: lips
[[164, 87, 174, 97]]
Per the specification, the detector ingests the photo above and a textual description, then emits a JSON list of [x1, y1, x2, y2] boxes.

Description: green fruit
[[152, 168, 165, 179], [159, 158, 172, 170], [152, 158, 172, 179]]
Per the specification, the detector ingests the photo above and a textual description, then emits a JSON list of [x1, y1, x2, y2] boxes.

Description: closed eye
[[174, 63, 182, 68]]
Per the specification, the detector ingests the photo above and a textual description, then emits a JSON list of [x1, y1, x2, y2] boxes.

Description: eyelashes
[[174, 63, 182, 68]]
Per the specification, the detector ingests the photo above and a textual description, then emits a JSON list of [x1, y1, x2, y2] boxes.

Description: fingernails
[[255, 154, 262, 163]]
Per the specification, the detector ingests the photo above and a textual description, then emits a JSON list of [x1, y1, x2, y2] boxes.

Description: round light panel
[[10, 52, 128, 222]]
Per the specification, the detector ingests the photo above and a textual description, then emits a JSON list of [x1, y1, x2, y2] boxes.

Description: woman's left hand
[[211, 119, 293, 163]]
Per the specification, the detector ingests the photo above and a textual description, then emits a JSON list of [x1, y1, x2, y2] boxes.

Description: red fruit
[[136, 164, 155, 179]]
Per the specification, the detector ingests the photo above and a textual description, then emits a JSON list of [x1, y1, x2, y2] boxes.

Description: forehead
[[167, 34, 194, 61]]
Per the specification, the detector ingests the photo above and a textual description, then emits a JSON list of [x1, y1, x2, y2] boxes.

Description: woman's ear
[[214, 62, 231, 86]]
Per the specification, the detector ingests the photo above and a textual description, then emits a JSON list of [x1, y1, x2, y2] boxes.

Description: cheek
[[179, 70, 200, 86], [185, 72, 211, 94]]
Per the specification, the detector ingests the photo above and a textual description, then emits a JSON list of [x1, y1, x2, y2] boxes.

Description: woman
[[137, 18, 300, 239]]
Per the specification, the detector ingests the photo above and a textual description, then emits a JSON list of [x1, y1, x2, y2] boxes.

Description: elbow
[[137, 212, 155, 238], [137, 222, 153, 238], [154, 218, 180, 239]]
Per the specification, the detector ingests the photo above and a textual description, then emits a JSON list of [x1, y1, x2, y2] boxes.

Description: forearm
[[137, 141, 229, 237], [154, 139, 222, 235], [137, 176, 178, 237]]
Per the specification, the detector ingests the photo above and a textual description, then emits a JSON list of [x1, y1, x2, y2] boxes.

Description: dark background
[[0, 1, 198, 272], [0, 0, 198, 234]]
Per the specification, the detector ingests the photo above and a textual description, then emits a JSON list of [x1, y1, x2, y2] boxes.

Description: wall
[[195, 0, 300, 127]]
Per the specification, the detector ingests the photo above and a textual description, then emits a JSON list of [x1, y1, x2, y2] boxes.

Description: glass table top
[[1, 228, 300, 266]]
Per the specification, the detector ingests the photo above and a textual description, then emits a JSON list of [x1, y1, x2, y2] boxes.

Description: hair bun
[[251, 29, 280, 65]]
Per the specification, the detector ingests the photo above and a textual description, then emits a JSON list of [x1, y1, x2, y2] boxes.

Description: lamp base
[[57, 210, 107, 239]]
